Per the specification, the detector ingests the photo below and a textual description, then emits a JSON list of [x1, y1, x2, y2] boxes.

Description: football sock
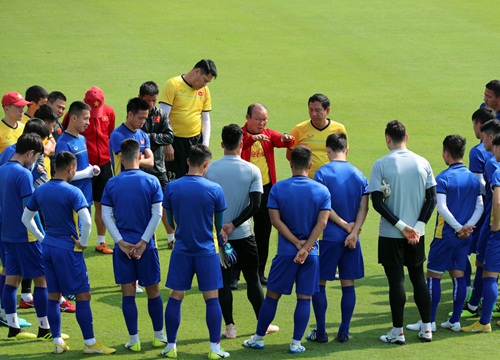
[[148, 295, 164, 332], [47, 299, 61, 338], [392, 327, 404, 337], [97, 235, 106, 245], [469, 266, 483, 307], [293, 298, 310, 341], [2, 285, 17, 322], [450, 277, 466, 324], [312, 285, 327, 334], [256, 296, 278, 337], [428, 277, 441, 323], [122, 296, 138, 336], [479, 277, 497, 325], [165, 297, 181, 344], [205, 298, 222, 343], [76, 300, 95, 340], [129, 333, 139, 344], [167, 233, 175, 242], [464, 256, 472, 288], [209, 341, 221, 352], [33, 287, 48, 325], [0, 274, 5, 308], [340, 285, 355, 334]]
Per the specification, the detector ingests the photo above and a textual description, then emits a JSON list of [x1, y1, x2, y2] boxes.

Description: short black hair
[[48, 91, 66, 103], [120, 138, 140, 162], [34, 104, 58, 123], [139, 81, 159, 97], [221, 124, 243, 151], [308, 93, 330, 110], [25, 85, 48, 103], [480, 119, 500, 135], [385, 120, 406, 143], [486, 80, 500, 97], [246, 103, 268, 117], [15, 133, 44, 155], [472, 107, 497, 124], [493, 133, 500, 147], [326, 133, 348, 152], [443, 135, 466, 160], [68, 101, 91, 119], [194, 59, 218, 78], [188, 144, 212, 167], [126, 97, 150, 115], [23, 118, 50, 139], [290, 145, 312, 170], [55, 151, 76, 172]]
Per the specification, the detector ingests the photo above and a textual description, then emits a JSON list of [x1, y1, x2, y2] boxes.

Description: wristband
[[395, 220, 407, 232]]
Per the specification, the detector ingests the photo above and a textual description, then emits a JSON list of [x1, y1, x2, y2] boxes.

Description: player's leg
[[219, 260, 235, 337], [253, 183, 272, 284], [444, 269, 466, 330], [19, 278, 33, 308], [93, 163, 113, 254]]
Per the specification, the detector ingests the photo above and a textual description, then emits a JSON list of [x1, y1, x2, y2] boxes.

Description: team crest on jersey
[[154, 116, 161, 123], [198, 91, 203, 97], [73, 145, 79, 151], [102, 116, 109, 122], [57, 128, 62, 134], [140, 139, 145, 144]]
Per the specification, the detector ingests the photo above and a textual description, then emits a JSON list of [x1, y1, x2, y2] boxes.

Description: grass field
[[2, 0, 500, 359]]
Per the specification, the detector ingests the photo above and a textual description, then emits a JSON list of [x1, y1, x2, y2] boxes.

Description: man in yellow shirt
[[286, 94, 347, 179], [158, 59, 217, 181], [0, 92, 28, 153], [21, 86, 48, 124]]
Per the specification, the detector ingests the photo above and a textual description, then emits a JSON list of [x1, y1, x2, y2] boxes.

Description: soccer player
[[33, 104, 58, 183], [101, 138, 166, 351], [369, 120, 437, 344], [162, 144, 229, 359], [1, 91, 28, 153], [21, 85, 49, 124], [407, 135, 483, 333], [286, 93, 347, 179], [241, 103, 295, 286], [138, 81, 176, 247], [482, 80, 500, 119], [109, 97, 154, 175], [47, 91, 67, 176], [243, 145, 330, 354], [159, 59, 217, 180], [307, 133, 368, 343], [22, 151, 115, 354]]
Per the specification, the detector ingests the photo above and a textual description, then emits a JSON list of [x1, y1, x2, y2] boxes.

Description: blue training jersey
[[163, 175, 226, 256], [268, 175, 331, 256], [469, 142, 493, 174], [101, 169, 162, 248], [109, 124, 150, 175]]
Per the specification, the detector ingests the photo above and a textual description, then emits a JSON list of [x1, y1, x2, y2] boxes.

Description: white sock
[[21, 293, 33, 302], [168, 233, 175, 242], [154, 330, 165, 339], [6, 313, 19, 328], [290, 339, 301, 346], [54, 337, 64, 345], [97, 236, 106, 245], [392, 327, 404, 336], [468, 303, 478, 311], [421, 322, 432, 332], [209, 341, 221, 352], [38, 316, 50, 329], [84, 338, 97, 346], [166, 343, 176, 351], [129, 334, 140, 344], [59, 297, 66, 304], [252, 334, 264, 341]]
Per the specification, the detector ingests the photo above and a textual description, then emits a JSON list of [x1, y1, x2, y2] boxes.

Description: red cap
[[84, 86, 105, 118], [2, 92, 30, 107]]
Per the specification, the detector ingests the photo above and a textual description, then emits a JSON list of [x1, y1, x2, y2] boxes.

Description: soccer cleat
[[306, 329, 328, 343], [448, 303, 479, 318], [461, 321, 491, 333], [6, 327, 37, 341], [162, 346, 178, 358], [18, 299, 34, 309], [418, 329, 432, 342], [0, 317, 7, 327], [337, 332, 351, 343], [95, 242, 113, 254], [441, 320, 461, 332], [266, 324, 279, 334], [54, 341, 70, 354], [83, 340, 116, 354], [406, 320, 436, 332], [167, 240, 174, 250], [289, 343, 306, 354], [18, 317, 32, 328], [125, 341, 141, 352], [379, 331, 405, 345], [222, 323, 237, 339], [60, 298, 76, 313], [242, 337, 264, 349], [152, 336, 168, 347], [208, 348, 230, 359], [37, 328, 70, 341]]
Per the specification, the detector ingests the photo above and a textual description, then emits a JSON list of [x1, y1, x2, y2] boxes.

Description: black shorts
[[92, 161, 113, 202], [228, 235, 259, 273], [378, 235, 426, 268], [165, 135, 202, 181]]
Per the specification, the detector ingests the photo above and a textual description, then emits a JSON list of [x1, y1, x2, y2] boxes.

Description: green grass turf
[[1, 0, 500, 358]]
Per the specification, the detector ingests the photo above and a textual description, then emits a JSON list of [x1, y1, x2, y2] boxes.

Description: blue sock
[[464, 258, 472, 288], [450, 277, 466, 324], [2, 284, 17, 315], [76, 300, 94, 340], [47, 299, 61, 338], [428, 278, 441, 323], [122, 296, 138, 335], [293, 298, 310, 341], [312, 285, 327, 334], [33, 286, 48, 318], [480, 277, 498, 325], [339, 286, 355, 334], [0, 274, 5, 308], [148, 295, 164, 332], [165, 297, 181, 344], [469, 267, 483, 307], [205, 298, 222, 343], [256, 296, 278, 336]]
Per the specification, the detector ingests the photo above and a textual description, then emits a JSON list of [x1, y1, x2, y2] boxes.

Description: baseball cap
[[84, 86, 105, 118], [2, 92, 30, 107]]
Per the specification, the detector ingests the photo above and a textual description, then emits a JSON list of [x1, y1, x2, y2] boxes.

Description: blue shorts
[[266, 255, 319, 296], [476, 222, 491, 263], [319, 241, 364, 280], [484, 231, 500, 272], [166, 252, 222, 292], [42, 244, 90, 296], [4, 241, 44, 278], [427, 235, 471, 273], [113, 247, 160, 287]]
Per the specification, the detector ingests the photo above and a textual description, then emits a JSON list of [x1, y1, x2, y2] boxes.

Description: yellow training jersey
[[0, 120, 24, 153], [250, 140, 271, 185], [158, 75, 211, 138], [290, 119, 347, 178]]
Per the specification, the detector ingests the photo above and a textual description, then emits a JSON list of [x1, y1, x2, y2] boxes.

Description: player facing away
[[101, 138, 166, 351], [243, 145, 331, 354], [307, 133, 369, 343], [406, 135, 483, 333], [22, 151, 115, 354], [369, 120, 437, 344], [162, 144, 229, 359]]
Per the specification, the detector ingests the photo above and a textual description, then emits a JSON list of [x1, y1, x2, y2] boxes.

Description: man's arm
[[295, 209, 330, 263], [21, 208, 44, 242], [223, 192, 261, 236], [414, 186, 437, 234], [159, 104, 174, 161], [101, 205, 133, 259], [134, 202, 162, 258], [345, 194, 369, 249], [139, 148, 154, 168], [269, 208, 302, 248], [201, 111, 211, 147]]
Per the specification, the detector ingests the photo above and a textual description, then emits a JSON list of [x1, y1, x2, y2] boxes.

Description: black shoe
[[260, 276, 268, 286], [230, 278, 238, 290]]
